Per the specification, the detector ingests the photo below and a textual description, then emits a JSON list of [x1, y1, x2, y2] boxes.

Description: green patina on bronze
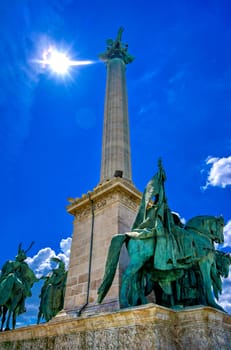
[[98, 160, 231, 311], [37, 257, 67, 323], [99, 27, 134, 64], [0, 243, 38, 330]]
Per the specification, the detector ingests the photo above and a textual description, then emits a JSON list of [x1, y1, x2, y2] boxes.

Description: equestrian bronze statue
[[98, 160, 230, 311], [0, 242, 37, 330]]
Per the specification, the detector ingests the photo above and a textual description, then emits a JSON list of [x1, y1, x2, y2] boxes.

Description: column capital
[[99, 27, 134, 65]]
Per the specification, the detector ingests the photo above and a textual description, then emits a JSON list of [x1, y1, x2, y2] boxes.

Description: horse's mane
[[185, 215, 218, 230]]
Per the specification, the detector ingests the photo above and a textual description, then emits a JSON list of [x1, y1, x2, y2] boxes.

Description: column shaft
[[100, 58, 132, 182]]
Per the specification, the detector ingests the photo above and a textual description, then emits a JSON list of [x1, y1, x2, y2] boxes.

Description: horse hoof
[[120, 301, 129, 308]]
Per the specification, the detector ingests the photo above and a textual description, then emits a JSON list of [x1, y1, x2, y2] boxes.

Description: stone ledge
[[66, 177, 141, 216], [0, 304, 230, 350]]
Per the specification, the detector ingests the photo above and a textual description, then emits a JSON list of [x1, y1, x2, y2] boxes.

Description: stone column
[[99, 27, 134, 183], [63, 28, 138, 316], [100, 57, 132, 182]]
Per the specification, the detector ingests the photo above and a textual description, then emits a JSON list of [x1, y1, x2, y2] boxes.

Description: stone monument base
[[0, 304, 231, 349]]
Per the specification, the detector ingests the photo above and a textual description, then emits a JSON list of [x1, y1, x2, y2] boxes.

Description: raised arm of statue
[[115, 27, 124, 44]]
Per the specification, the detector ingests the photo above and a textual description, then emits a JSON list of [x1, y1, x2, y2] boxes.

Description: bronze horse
[[0, 276, 25, 331], [0, 243, 37, 330], [98, 215, 225, 311]]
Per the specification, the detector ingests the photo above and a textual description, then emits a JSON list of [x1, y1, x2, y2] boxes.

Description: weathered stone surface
[[0, 304, 231, 350], [64, 178, 141, 314]]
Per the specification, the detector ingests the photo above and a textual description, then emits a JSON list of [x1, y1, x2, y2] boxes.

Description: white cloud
[[16, 237, 72, 327], [203, 156, 231, 189], [217, 221, 231, 313], [218, 274, 231, 314], [57, 237, 72, 269], [221, 220, 231, 248], [26, 236, 72, 278], [26, 247, 56, 278], [213, 219, 231, 313]]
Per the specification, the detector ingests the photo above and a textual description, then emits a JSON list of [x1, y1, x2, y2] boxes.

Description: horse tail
[[97, 234, 127, 303]]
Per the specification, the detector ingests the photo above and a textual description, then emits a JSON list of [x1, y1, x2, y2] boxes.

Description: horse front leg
[[199, 259, 225, 312], [0, 307, 6, 332], [5, 308, 12, 331], [12, 310, 17, 330], [120, 259, 148, 308], [37, 309, 42, 324]]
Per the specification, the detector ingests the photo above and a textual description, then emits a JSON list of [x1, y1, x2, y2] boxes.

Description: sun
[[41, 47, 72, 75], [35, 45, 94, 76], [45, 48, 71, 74]]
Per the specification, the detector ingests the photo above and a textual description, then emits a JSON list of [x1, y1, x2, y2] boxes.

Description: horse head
[[50, 257, 66, 272], [210, 216, 224, 244], [185, 215, 224, 244], [16, 242, 35, 262], [216, 251, 231, 278]]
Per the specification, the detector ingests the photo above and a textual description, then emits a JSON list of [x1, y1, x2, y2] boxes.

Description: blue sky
[[0, 0, 231, 326]]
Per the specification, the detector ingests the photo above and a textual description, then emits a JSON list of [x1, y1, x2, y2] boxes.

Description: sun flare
[[45, 48, 70, 74], [35, 46, 93, 76]]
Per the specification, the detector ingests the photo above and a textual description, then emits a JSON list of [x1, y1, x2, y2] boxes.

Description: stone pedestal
[[64, 177, 141, 315], [0, 305, 231, 349]]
